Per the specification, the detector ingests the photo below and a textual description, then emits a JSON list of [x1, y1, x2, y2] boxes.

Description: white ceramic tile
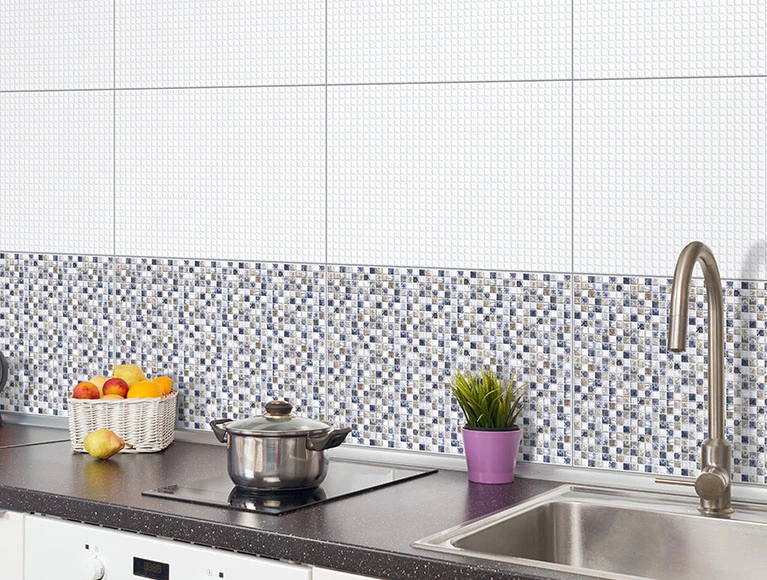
[[329, 0, 571, 84], [574, 78, 767, 279], [574, 1, 767, 79], [0, 92, 114, 255], [328, 82, 572, 271], [116, 0, 325, 88], [115, 87, 325, 263], [0, 0, 113, 91]]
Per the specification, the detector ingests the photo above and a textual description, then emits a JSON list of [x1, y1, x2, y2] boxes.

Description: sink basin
[[413, 485, 767, 580]]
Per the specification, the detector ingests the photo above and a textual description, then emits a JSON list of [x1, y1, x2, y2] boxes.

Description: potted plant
[[452, 369, 525, 484]]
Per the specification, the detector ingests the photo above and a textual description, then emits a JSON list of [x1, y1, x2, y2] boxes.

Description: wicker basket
[[68, 391, 177, 453]]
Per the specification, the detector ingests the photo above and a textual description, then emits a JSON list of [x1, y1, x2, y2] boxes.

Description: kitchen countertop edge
[[0, 482, 568, 580]]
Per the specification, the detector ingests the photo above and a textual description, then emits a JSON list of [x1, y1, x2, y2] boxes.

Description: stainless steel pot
[[210, 400, 351, 491]]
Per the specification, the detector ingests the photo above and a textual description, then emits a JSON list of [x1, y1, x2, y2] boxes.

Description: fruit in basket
[[101, 394, 125, 400], [126, 380, 164, 399], [72, 381, 101, 400], [111, 364, 148, 386], [89, 375, 109, 395], [83, 428, 132, 459], [153, 375, 173, 395], [102, 377, 130, 398]]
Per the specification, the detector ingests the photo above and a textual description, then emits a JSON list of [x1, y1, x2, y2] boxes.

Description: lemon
[[112, 364, 148, 387]]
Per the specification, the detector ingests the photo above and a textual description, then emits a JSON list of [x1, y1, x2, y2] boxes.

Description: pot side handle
[[209, 419, 230, 443], [306, 427, 351, 451]]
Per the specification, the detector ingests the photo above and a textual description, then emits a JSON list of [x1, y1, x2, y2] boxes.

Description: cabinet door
[[25, 515, 311, 580], [0, 510, 25, 580], [313, 567, 381, 580]]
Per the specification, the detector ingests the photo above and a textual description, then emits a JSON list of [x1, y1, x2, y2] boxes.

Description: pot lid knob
[[264, 400, 295, 418]]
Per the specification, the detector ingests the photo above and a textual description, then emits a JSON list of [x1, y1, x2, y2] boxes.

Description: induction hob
[[143, 459, 437, 515]]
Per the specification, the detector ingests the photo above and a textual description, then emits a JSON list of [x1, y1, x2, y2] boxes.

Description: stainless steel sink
[[413, 485, 767, 580]]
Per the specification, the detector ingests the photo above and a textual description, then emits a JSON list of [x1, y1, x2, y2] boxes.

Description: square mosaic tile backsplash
[[2, 253, 766, 483]]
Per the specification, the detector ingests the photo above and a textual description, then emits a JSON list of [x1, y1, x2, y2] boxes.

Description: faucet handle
[[654, 476, 695, 488], [695, 466, 729, 502]]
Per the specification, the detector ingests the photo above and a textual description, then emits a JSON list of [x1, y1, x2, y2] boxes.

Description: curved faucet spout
[[668, 241, 725, 439], [667, 241, 731, 515]]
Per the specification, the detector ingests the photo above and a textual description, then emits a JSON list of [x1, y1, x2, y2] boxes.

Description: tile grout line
[[324, 0, 330, 421], [23, 73, 767, 94], [2, 73, 766, 95], [111, 0, 116, 371], [570, 0, 576, 468]]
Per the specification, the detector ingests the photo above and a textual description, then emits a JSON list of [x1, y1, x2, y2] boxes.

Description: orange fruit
[[126, 380, 164, 399], [153, 375, 173, 395]]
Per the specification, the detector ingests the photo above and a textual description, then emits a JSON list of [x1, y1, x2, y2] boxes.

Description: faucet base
[[697, 505, 733, 517], [696, 437, 732, 516]]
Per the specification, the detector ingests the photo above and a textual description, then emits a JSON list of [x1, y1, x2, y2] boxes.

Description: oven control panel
[[24, 515, 311, 580]]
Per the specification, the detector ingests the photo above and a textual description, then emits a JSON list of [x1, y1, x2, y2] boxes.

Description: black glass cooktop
[[143, 459, 437, 515]]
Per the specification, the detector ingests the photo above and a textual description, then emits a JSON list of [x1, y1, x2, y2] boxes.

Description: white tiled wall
[[6, 1, 765, 273], [0, 91, 114, 255], [574, 1, 767, 79], [0, 0, 113, 91], [116, 87, 326, 262], [574, 77, 767, 279], [328, 0, 572, 84], [328, 82, 572, 271], [116, 0, 326, 88]]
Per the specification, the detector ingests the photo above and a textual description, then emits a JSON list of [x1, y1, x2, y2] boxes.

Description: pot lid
[[224, 400, 331, 436]]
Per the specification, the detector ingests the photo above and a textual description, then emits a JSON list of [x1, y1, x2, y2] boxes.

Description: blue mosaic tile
[[4, 253, 766, 485], [327, 266, 572, 463], [61, 255, 113, 402], [114, 258, 325, 429], [0, 254, 30, 412], [0, 253, 112, 415], [573, 276, 767, 484]]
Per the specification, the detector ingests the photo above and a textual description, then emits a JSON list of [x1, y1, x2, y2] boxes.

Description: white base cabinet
[[313, 567, 381, 580], [24, 515, 311, 580], [18, 513, 387, 580], [0, 510, 25, 580]]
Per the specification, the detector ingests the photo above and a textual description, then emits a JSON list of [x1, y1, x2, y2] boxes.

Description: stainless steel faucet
[[667, 241, 732, 515]]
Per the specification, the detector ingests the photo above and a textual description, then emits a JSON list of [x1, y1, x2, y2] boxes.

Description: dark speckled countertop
[[0, 425, 593, 580], [0, 422, 69, 448]]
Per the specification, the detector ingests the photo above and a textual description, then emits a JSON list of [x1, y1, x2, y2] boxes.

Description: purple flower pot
[[462, 426, 522, 484]]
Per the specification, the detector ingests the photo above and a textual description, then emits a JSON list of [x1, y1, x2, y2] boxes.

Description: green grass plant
[[451, 369, 524, 430]]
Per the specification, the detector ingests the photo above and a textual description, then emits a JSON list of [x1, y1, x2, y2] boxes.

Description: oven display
[[133, 557, 170, 580]]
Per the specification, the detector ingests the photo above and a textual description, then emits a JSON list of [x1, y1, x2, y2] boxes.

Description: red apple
[[72, 381, 100, 400], [102, 377, 130, 398]]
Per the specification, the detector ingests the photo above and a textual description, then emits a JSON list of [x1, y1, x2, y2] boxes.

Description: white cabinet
[[313, 567, 381, 580], [0, 510, 25, 580], [25, 515, 311, 580]]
